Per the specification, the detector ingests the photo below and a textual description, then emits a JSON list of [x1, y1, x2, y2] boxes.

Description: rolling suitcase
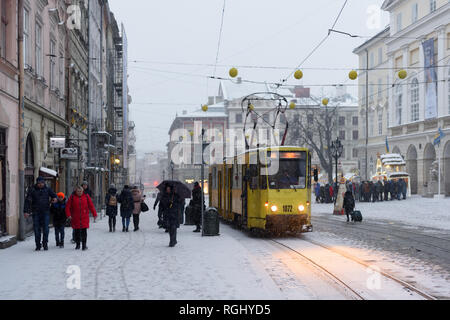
[[351, 210, 363, 222]]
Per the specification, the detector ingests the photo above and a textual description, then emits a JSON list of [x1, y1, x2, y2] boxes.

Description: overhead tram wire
[[279, 0, 349, 87]]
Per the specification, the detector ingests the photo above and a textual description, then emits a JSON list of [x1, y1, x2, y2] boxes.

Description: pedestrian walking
[[81, 181, 92, 198], [314, 183, 321, 203], [131, 186, 144, 231], [319, 185, 326, 203], [50, 192, 67, 248], [191, 182, 203, 233], [66, 186, 97, 250], [153, 191, 164, 228], [400, 178, 407, 200], [118, 185, 134, 232], [105, 184, 118, 232], [343, 190, 355, 223], [24, 177, 57, 251], [160, 184, 180, 247]]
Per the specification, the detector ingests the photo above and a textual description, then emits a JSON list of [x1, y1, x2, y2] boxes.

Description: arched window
[[410, 78, 419, 121], [395, 84, 402, 125], [25, 134, 34, 168]]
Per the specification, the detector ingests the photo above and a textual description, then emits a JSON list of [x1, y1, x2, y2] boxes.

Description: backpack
[[351, 210, 363, 222], [108, 195, 117, 206]]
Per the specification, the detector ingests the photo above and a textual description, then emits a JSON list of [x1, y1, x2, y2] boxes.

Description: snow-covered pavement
[[0, 197, 448, 300], [313, 195, 450, 230]]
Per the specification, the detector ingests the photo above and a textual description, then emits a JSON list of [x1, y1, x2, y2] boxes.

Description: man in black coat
[[24, 177, 57, 251], [343, 191, 355, 223], [153, 192, 164, 228], [191, 182, 203, 233], [384, 180, 390, 201], [105, 185, 118, 232], [118, 185, 134, 232], [160, 185, 180, 247]]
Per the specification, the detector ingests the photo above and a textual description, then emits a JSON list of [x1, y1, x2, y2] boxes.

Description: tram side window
[[249, 164, 259, 190]]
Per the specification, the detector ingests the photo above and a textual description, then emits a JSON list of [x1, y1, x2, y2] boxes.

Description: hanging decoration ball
[[229, 67, 238, 78], [202, 105, 208, 112], [322, 98, 329, 106], [249, 104, 255, 111], [398, 69, 407, 79], [294, 70, 303, 80], [289, 102, 296, 110], [349, 70, 358, 80]]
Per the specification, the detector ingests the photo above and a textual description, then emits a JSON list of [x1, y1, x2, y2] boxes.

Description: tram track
[[312, 216, 450, 255], [269, 238, 436, 300]]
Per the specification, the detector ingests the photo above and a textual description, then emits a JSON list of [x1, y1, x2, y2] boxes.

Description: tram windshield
[[266, 151, 307, 190]]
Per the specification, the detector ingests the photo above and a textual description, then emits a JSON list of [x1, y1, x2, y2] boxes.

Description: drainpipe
[[18, 0, 25, 240]]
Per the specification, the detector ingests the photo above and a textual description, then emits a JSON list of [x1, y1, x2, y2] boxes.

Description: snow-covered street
[[1, 198, 449, 300]]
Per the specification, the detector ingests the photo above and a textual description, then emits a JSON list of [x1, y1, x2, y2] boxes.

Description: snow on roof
[[39, 167, 57, 177], [380, 153, 406, 166], [178, 102, 227, 119]]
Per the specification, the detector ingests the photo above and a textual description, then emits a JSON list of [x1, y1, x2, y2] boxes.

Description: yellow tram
[[209, 146, 313, 234]]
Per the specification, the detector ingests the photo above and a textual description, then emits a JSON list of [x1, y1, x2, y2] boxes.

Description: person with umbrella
[[160, 184, 181, 247], [191, 182, 204, 233]]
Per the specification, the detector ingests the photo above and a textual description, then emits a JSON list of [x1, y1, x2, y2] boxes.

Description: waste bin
[[202, 207, 220, 236], [184, 205, 195, 226]]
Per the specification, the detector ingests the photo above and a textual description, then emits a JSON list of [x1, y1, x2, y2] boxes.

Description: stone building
[[354, 0, 450, 195], [0, 0, 19, 237]]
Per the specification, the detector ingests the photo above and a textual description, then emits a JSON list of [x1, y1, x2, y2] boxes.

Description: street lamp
[[330, 137, 344, 202], [170, 161, 175, 180]]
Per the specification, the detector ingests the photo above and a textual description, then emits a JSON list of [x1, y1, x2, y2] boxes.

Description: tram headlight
[[298, 205, 305, 212], [270, 205, 278, 213]]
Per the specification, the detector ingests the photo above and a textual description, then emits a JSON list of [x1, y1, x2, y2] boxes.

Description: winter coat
[[343, 191, 355, 213], [161, 192, 181, 228], [314, 183, 321, 197], [24, 184, 57, 214], [191, 185, 203, 223], [84, 187, 93, 198], [132, 189, 144, 215], [66, 193, 97, 229], [105, 188, 118, 217], [50, 198, 67, 228], [118, 188, 134, 218]]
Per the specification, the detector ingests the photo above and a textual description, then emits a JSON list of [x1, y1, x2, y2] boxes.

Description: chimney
[[236, 77, 242, 84], [208, 96, 215, 105]]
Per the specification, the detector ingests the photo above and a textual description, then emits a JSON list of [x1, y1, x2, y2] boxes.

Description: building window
[[352, 130, 359, 140], [35, 22, 43, 76], [23, 8, 30, 65], [378, 47, 383, 65], [59, 50, 64, 94], [50, 40, 56, 89], [395, 84, 402, 125], [369, 82, 374, 103], [396, 13, 402, 32], [412, 3, 418, 23], [352, 149, 358, 158], [430, 0, 436, 13], [339, 131, 346, 140], [352, 116, 358, 126], [410, 78, 419, 121], [369, 113, 374, 136], [370, 52, 374, 68], [263, 113, 270, 124], [339, 116, 345, 126], [378, 113, 383, 135], [447, 65, 450, 114], [378, 78, 382, 99], [0, 0, 8, 59]]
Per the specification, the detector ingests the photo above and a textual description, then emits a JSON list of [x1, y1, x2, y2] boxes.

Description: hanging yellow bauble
[[202, 105, 208, 112], [289, 102, 296, 109], [398, 69, 407, 79], [294, 70, 303, 80], [249, 104, 255, 111], [229, 68, 238, 78], [322, 98, 329, 106], [349, 70, 358, 80]]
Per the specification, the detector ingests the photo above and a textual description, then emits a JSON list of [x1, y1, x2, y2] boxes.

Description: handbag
[[141, 201, 149, 212]]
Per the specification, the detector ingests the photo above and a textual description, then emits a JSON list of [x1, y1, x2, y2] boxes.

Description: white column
[[388, 52, 395, 128], [418, 36, 426, 122], [436, 26, 446, 118], [402, 45, 409, 124]]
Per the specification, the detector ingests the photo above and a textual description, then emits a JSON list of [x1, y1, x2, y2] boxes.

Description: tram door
[[227, 167, 233, 219], [218, 171, 222, 215]]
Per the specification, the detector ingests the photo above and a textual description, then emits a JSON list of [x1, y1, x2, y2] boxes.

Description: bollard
[[203, 207, 220, 236]]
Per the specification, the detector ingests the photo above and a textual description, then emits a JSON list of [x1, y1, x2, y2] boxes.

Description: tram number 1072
[[282, 205, 293, 213]]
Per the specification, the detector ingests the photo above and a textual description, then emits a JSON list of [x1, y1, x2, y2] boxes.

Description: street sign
[[60, 148, 78, 160], [50, 137, 65, 148]]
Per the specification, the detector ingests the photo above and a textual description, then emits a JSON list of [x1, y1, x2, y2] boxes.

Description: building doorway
[[24, 133, 35, 233], [0, 128, 6, 235], [406, 145, 418, 195], [423, 143, 436, 192]]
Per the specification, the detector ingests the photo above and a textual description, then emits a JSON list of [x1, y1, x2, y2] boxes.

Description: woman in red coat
[[66, 186, 97, 251]]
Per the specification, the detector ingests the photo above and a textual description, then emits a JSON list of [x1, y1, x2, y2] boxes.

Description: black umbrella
[[157, 180, 192, 199]]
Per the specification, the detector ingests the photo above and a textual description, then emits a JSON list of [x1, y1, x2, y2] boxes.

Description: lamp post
[[170, 161, 174, 180], [330, 137, 343, 203], [200, 129, 210, 237]]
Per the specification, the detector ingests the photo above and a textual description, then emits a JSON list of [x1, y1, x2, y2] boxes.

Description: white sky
[[108, 0, 389, 156]]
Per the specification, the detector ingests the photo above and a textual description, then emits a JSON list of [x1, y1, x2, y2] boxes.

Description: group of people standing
[[346, 179, 408, 202], [314, 183, 338, 204]]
